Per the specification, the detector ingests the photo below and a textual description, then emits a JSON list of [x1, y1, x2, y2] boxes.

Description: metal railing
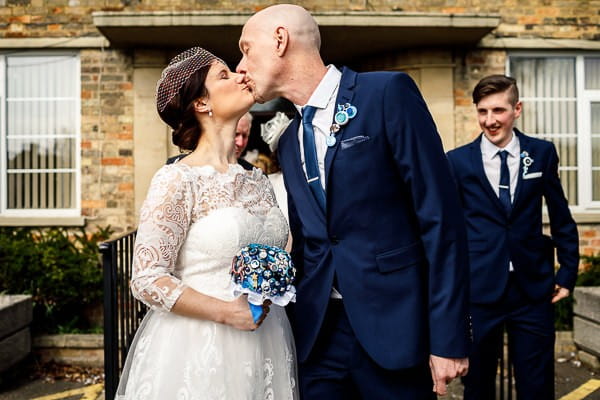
[[99, 230, 515, 400], [100, 230, 147, 400], [498, 335, 515, 400]]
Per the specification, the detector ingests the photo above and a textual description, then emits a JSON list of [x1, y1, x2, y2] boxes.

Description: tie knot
[[497, 150, 509, 161], [302, 105, 317, 124]]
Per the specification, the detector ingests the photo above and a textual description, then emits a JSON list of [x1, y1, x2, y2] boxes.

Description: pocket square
[[341, 135, 370, 150], [523, 171, 543, 179]]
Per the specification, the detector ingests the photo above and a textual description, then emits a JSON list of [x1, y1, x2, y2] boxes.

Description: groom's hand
[[429, 355, 469, 396]]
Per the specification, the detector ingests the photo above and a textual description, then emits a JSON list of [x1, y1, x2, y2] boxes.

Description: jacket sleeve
[[383, 73, 471, 358], [543, 143, 579, 291]]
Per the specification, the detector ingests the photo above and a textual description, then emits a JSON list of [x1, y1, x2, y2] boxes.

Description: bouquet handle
[[249, 303, 263, 324]]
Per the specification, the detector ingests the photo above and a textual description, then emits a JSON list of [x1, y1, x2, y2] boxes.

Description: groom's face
[[237, 22, 279, 104]]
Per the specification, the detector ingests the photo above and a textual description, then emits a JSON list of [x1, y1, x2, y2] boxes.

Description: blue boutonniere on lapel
[[520, 150, 542, 179], [327, 103, 358, 147]]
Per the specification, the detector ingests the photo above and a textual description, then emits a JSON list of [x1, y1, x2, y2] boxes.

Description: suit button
[[330, 235, 339, 245]]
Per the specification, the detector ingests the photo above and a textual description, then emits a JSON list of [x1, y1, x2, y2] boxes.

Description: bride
[[116, 47, 298, 399]]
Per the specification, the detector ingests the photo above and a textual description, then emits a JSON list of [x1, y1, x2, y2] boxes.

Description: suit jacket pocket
[[376, 242, 425, 273], [523, 171, 543, 180], [341, 135, 370, 150]]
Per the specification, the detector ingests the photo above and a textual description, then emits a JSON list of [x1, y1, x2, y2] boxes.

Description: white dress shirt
[[295, 65, 341, 191], [480, 131, 520, 271], [295, 65, 342, 298]]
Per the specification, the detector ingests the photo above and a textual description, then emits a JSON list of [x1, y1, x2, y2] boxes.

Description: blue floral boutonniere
[[327, 103, 358, 147], [520, 151, 534, 177]]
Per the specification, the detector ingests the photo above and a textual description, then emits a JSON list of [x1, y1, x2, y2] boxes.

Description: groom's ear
[[274, 26, 289, 57]]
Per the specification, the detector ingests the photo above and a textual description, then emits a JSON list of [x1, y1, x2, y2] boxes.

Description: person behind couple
[[167, 111, 255, 170], [237, 4, 470, 398], [447, 75, 579, 399], [116, 47, 298, 400]]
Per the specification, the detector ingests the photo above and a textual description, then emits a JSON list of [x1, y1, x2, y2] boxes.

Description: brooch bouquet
[[230, 243, 296, 323]]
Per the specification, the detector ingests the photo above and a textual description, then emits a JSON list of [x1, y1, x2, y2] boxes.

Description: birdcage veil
[[156, 47, 225, 113]]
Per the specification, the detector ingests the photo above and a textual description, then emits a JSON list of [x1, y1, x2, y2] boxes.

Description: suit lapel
[[470, 135, 507, 216], [511, 129, 529, 211], [324, 67, 357, 189]]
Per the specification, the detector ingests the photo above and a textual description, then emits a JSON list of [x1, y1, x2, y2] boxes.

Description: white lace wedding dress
[[116, 163, 298, 400]]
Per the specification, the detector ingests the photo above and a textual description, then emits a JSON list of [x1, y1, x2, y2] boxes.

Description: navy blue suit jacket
[[277, 68, 470, 370], [446, 130, 579, 305]]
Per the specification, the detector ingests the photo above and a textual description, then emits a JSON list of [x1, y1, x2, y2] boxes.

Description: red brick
[[118, 183, 134, 192], [101, 157, 127, 166], [442, 7, 466, 13], [81, 199, 106, 209], [582, 247, 596, 256], [9, 15, 31, 23]]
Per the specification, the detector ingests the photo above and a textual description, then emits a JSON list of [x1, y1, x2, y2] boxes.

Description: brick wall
[[580, 226, 600, 258], [80, 49, 135, 234], [0, 1, 598, 41], [453, 49, 507, 147]]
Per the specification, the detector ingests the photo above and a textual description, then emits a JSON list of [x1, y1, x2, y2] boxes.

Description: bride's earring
[[209, 109, 213, 117]]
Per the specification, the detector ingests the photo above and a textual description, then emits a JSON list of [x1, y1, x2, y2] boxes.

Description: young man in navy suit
[[237, 4, 470, 398], [446, 75, 579, 399]]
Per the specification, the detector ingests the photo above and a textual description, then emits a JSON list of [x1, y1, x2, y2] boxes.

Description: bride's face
[[203, 62, 254, 120]]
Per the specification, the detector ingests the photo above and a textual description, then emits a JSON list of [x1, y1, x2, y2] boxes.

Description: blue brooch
[[328, 103, 358, 147], [520, 151, 534, 177]]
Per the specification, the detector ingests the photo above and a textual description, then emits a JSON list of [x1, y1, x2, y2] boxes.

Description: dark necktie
[[302, 106, 326, 211], [498, 150, 512, 215]]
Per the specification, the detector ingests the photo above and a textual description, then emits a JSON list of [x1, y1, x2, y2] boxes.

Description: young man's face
[[476, 90, 522, 148]]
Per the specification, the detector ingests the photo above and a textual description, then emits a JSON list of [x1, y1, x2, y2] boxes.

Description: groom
[[237, 5, 470, 398]]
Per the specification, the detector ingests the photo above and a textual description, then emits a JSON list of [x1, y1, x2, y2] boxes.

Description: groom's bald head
[[244, 4, 321, 52], [237, 4, 326, 105]]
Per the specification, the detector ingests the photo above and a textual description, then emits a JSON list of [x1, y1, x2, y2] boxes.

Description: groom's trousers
[[299, 300, 435, 400]]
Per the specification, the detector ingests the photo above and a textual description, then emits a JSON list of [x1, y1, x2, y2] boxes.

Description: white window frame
[[0, 51, 81, 218], [508, 51, 600, 213]]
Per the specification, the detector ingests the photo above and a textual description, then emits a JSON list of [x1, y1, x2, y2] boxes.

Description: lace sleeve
[[130, 166, 194, 311]]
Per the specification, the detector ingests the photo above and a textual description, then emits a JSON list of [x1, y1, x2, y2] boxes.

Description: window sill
[[0, 216, 86, 227]]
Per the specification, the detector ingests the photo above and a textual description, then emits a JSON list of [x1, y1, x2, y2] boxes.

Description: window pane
[[7, 56, 77, 98], [585, 57, 600, 90], [8, 99, 77, 136], [510, 56, 578, 205], [518, 100, 577, 135], [6, 171, 75, 209], [592, 102, 600, 135], [7, 138, 75, 170], [511, 58, 576, 98], [4, 54, 79, 212], [592, 102, 600, 201]]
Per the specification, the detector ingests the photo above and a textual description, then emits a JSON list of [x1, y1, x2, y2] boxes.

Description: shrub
[[555, 254, 600, 330], [0, 226, 112, 334]]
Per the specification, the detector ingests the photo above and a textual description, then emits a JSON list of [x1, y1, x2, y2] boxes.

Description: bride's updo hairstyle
[[156, 47, 225, 151]]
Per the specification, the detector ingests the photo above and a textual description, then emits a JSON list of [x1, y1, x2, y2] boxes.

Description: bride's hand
[[225, 296, 271, 331]]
